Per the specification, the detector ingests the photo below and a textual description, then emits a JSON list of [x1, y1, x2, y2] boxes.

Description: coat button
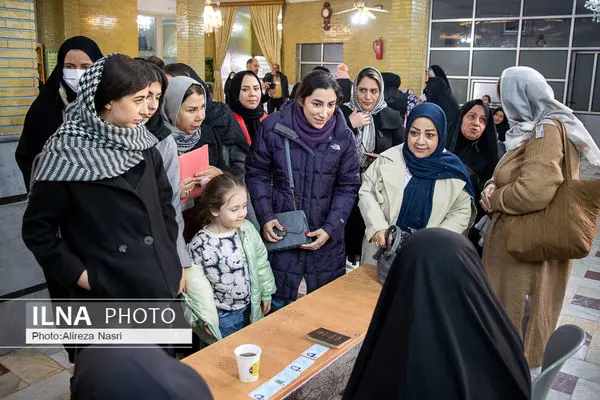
[[378, 131, 383, 137], [118, 244, 128, 253], [144, 236, 154, 246]]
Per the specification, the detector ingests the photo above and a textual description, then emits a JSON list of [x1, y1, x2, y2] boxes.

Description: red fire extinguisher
[[373, 38, 383, 60]]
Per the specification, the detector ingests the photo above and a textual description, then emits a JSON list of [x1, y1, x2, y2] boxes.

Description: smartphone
[[269, 83, 276, 90]]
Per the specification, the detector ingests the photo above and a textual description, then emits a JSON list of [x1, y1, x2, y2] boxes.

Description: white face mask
[[62, 68, 86, 93]]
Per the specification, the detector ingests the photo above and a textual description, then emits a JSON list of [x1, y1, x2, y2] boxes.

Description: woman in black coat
[[15, 36, 103, 189], [341, 67, 404, 263], [423, 65, 460, 144], [164, 63, 249, 178], [447, 99, 499, 253], [22, 54, 182, 301], [162, 75, 228, 240]]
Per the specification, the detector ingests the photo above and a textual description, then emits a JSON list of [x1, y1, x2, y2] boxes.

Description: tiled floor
[[1, 162, 600, 399]]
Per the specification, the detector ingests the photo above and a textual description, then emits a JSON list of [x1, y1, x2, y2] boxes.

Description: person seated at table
[[358, 103, 475, 264], [342, 228, 531, 400], [71, 346, 214, 400], [186, 174, 276, 341]]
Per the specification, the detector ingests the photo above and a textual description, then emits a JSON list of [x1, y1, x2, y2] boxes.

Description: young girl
[[185, 174, 275, 341]]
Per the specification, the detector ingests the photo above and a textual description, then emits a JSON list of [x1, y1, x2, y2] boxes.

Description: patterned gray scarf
[[30, 55, 158, 189], [344, 66, 388, 169]]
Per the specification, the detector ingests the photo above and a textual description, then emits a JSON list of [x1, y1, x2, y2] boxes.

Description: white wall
[[138, 0, 176, 15]]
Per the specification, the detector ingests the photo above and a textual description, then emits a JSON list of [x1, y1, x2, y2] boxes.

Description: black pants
[[268, 98, 285, 114]]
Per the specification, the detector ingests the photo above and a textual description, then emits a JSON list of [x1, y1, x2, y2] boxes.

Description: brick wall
[[282, 0, 392, 84], [0, 0, 38, 136], [176, 0, 204, 79], [36, 0, 64, 51], [282, 0, 430, 94], [388, 0, 430, 94], [35, 0, 137, 56]]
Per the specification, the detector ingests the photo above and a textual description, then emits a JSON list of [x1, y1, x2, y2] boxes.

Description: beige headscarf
[[500, 66, 600, 166]]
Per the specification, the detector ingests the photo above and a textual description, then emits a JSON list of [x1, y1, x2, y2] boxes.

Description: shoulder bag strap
[[549, 118, 572, 183], [284, 138, 297, 211]]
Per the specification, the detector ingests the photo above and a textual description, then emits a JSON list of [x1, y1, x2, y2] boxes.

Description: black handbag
[[374, 226, 413, 284], [265, 138, 311, 252]]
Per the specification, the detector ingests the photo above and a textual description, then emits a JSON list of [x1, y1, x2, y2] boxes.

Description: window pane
[[523, 0, 573, 16], [323, 64, 338, 74], [573, 18, 600, 48], [476, 0, 520, 18], [474, 20, 519, 48], [576, 0, 593, 14], [521, 19, 571, 48], [472, 81, 501, 103], [569, 53, 594, 111], [432, 0, 473, 19], [162, 19, 177, 64], [448, 78, 468, 104], [429, 50, 470, 76], [472, 50, 516, 76], [431, 22, 472, 48], [323, 44, 343, 62], [519, 50, 568, 79], [300, 44, 321, 62], [300, 64, 315, 79], [548, 81, 565, 102], [592, 66, 600, 112], [137, 15, 156, 57]]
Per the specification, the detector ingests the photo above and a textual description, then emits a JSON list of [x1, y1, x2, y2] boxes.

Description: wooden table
[[183, 265, 381, 399]]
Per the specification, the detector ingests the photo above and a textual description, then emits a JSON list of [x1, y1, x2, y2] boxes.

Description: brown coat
[[482, 121, 579, 367]]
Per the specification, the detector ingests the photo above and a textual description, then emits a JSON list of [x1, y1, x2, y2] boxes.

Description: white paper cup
[[234, 344, 262, 382]]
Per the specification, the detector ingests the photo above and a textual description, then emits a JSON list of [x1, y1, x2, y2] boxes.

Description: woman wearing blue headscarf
[[358, 103, 476, 264]]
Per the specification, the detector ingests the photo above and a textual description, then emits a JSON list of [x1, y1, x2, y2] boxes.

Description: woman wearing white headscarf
[[341, 66, 404, 264], [481, 66, 600, 369]]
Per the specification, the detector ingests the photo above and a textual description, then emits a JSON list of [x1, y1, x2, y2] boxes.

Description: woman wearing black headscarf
[[226, 70, 267, 145], [224, 71, 236, 103], [448, 100, 499, 253], [422, 65, 460, 142], [493, 106, 510, 142], [15, 36, 103, 189], [343, 228, 531, 400]]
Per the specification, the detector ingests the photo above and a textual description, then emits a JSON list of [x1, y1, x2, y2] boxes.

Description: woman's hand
[[371, 230, 387, 249], [77, 270, 91, 291], [179, 177, 195, 200], [202, 323, 214, 338], [263, 219, 285, 243], [194, 166, 223, 181], [349, 110, 371, 129], [178, 268, 187, 295], [481, 183, 496, 213], [300, 229, 330, 251], [261, 300, 272, 315]]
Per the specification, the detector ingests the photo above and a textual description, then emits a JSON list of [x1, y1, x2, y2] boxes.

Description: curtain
[[213, 6, 237, 102], [249, 5, 282, 67]]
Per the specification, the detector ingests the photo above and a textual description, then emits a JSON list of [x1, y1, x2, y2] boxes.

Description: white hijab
[[500, 66, 600, 166]]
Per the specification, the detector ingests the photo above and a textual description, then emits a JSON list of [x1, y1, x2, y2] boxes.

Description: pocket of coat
[[87, 267, 97, 293], [374, 178, 385, 204]]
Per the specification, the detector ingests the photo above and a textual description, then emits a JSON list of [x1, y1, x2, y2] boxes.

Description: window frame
[[297, 43, 344, 81], [427, 0, 600, 106]]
